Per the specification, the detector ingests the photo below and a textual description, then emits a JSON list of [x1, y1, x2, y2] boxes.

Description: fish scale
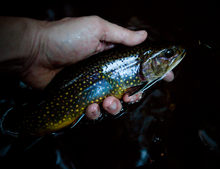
[[1, 42, 186, 137]]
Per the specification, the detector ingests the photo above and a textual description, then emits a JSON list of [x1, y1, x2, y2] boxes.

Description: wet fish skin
[[1, 42, 186, 137]]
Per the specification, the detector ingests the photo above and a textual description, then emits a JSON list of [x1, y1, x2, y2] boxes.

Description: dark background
[[0, 0, 220, 168]]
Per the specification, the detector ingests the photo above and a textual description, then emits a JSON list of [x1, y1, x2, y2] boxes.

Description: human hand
[[85, 71, 174, 120], [0, 16, 174, 121]]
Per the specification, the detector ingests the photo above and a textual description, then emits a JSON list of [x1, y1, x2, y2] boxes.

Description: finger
[[85, 103, 101, 120], [123, 92, 142, 103], [163, 71, 174, 82], [95, 41, 116, 54], [102, 96, 122, 115], [97, 17, 147, 46]]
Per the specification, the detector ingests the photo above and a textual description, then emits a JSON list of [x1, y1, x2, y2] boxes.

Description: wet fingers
[[102, 96, 122, 115], [85, 103, 101, 120], [123, 92, 142, 103]]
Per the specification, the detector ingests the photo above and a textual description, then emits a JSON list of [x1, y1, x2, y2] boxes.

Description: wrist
[[0, 17, 47, 75]]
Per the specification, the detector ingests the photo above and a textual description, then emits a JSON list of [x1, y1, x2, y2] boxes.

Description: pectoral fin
[[125, 83, 147, 96], [125, 77, 162, 96]]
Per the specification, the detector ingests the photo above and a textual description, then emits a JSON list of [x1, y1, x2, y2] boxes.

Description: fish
[[1, 42, 186, 137]]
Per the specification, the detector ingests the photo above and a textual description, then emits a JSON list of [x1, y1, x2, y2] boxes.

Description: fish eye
[[164, 48, 174, 58]]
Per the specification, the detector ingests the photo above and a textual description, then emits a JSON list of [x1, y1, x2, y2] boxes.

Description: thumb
[[98, 17, 147, 46]]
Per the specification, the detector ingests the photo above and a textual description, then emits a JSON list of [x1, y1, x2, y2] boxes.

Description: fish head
[[141, 44, 186, 81]]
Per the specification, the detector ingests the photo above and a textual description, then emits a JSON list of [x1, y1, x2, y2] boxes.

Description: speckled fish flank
[[1, 42, 186, 137]]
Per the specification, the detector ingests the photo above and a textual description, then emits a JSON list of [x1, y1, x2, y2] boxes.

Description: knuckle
[[89, 15, 102, 24]]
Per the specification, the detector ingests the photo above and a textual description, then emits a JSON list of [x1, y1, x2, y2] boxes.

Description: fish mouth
[[167, 49, 186, 72], [181, 49, 186, 59]]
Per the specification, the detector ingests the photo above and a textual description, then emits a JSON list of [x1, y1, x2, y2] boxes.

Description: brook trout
[[1, 42, 186, 137]]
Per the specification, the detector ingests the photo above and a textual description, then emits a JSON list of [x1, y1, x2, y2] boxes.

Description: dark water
[[1, 0, 220, 168]]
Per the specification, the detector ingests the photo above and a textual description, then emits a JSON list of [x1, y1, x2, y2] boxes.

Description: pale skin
[[0, 16, 174, 121]]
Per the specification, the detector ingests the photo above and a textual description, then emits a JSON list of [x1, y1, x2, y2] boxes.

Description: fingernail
[[108, 101, 117, 111], [91, 104, 100, 116], [135, 30, 146, 35], [92, 109, 99, 116]]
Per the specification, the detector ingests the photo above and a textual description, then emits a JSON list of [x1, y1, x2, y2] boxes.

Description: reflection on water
[[1, 0, 220, 168]]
